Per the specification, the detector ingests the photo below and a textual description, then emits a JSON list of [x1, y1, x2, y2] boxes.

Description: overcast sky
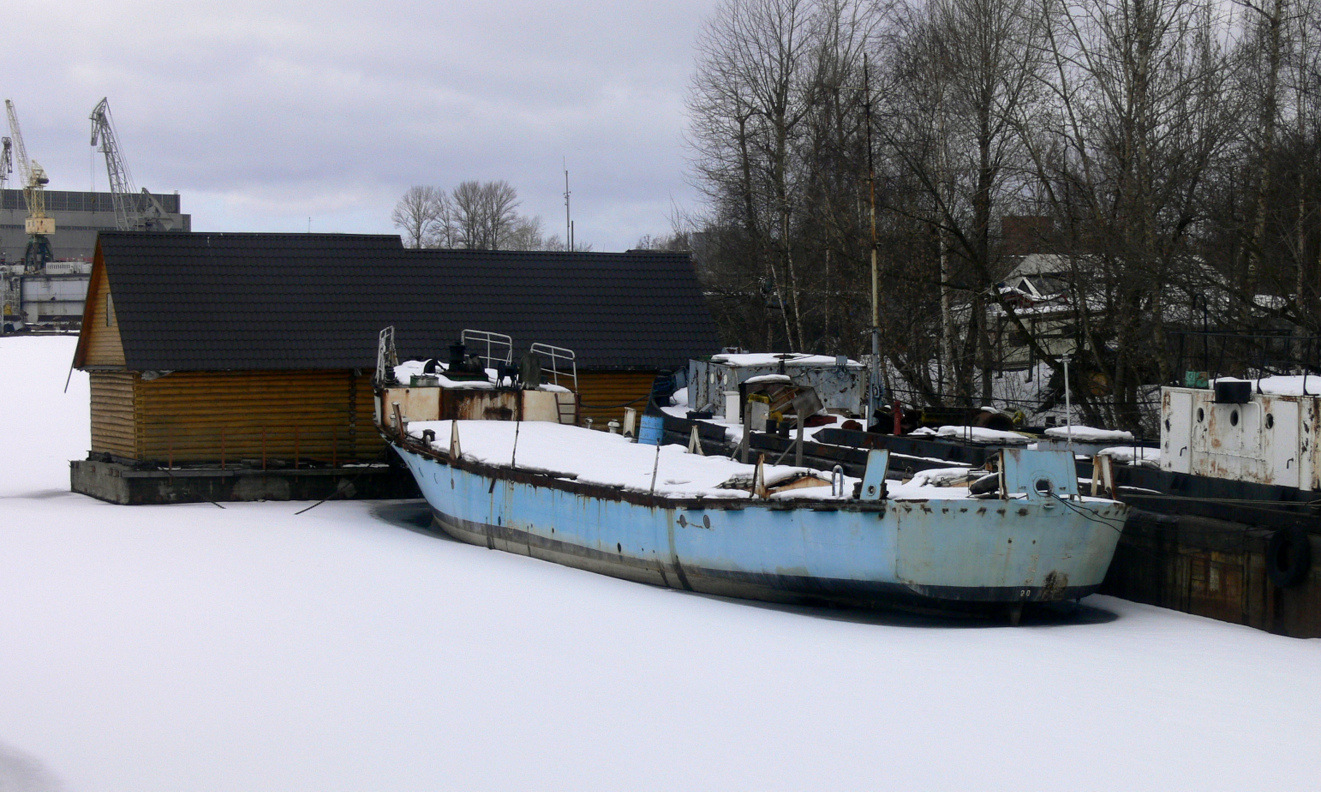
[[2, 1, 719, 251]]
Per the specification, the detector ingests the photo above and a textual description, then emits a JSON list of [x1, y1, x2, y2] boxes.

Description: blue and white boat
[[374, 331, 1127, 616]]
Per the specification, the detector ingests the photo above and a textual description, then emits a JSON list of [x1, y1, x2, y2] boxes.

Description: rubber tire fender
[[1266, 527, 1312, 589]]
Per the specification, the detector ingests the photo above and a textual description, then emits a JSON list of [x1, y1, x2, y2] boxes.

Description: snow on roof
[[709, 352, 863, 369], [1003, 253, 1076, 281], [1097, 446, 1161, 467], [1210, 375, 1321, 397], [1044, 425, 1135, 442]]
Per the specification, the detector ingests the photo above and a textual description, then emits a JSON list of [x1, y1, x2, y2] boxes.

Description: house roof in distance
[[80, 231, 721, 372]]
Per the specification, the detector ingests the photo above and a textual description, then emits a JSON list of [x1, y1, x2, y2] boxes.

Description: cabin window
[[106, 293, 115, 326]]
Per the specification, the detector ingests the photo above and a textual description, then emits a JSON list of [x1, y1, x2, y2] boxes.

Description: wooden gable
[[72, 244, 126, 369]]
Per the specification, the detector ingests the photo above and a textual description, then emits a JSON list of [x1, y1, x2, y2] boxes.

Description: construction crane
[[5, 99, 54, 272], [1, 135, 12, 319], [90, 98, 175, 232]]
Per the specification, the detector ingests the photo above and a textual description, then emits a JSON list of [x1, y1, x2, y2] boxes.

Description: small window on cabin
[[106, 293, 115, 326]]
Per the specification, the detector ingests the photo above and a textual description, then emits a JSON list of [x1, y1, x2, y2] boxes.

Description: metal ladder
[[553, 392, 578, 426]]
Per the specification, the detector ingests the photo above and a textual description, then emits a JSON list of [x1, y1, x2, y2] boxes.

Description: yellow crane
[[5, 99, 54, 271]]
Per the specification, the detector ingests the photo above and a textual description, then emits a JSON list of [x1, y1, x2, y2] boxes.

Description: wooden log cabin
[[72, 231, 720, 469]]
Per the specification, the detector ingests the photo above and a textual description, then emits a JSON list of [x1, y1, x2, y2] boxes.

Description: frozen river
[[1, 336, 1318, 791]]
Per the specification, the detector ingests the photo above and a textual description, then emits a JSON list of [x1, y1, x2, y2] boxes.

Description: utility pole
[[864, 55, 882, 428], [563, 163, 572, 252]]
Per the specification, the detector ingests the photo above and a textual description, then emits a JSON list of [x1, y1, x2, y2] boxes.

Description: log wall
[[576, 371, 657, 426], [88, 369, 385, 465]]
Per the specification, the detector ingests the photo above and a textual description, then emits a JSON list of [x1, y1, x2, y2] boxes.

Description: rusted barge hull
[[388, 432, 1127, 611]]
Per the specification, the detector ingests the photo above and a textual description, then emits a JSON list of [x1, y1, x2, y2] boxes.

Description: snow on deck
[[1213, 375, 1321, 397], [408, 419, 858, 499], [1044, 424, 1136, 443], [1, 335, 1319, 792], [911, 425, 1033, 445]]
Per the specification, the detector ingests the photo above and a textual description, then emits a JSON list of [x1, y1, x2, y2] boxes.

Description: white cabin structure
[[1161, 378, 1321, 490]]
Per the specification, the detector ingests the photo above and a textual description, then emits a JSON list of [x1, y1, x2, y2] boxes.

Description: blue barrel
[[638, 414, 664, 445]]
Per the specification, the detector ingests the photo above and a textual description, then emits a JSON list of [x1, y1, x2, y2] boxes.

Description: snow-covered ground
[[2, 335, 1319, 791]]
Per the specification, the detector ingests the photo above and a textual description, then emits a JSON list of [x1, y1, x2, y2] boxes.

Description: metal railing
[[530, 342, 577, 390], [461, 329, 514, 370]]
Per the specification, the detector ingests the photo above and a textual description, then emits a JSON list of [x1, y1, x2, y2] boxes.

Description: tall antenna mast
[[864, 54, 881, 427], [563, 162, 572, 252]]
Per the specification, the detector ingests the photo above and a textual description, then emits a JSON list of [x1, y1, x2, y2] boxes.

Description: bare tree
[[451, 180, 522, 250], [877, 0, 1048, 404], [691, 0, 822, 351], [503, 215, 547, 251], [690, 0, 889, 353], [681, 0, 1321, 430], [391, 186, 448, 249], [1023, 0, 1235, 430]]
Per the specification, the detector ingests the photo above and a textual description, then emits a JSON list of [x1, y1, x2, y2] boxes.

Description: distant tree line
[[391, 180, 570, 251], [685, 0, 1321, 432]]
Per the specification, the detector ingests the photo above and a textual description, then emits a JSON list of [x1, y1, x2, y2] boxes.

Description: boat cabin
[[1161, 378, 1321, 490]]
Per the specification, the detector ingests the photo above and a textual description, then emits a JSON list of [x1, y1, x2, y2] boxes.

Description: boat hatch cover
[[860, 448, 890, 500], [1002, 448, 1079, 500]]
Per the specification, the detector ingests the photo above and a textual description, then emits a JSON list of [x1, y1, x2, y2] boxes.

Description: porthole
[[1034, 478, 1053, 495], [1266, 414, 1275, 429], [1230, 409, 1239, 427], [1196, 407, 1205, 423]]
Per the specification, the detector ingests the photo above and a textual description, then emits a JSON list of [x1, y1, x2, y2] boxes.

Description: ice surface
[[1, 336, 1318, 791]]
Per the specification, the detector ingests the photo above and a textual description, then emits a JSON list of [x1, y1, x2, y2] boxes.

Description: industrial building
[[0, 188, 189, 263], [1, 98, 190, 330], [0, 189, 189, 329]]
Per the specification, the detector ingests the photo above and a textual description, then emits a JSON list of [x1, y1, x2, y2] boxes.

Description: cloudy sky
[[3, 0, 720, 251]]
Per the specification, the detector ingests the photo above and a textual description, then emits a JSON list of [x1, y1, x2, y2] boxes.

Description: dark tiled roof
[[94, 231, 720, 372]]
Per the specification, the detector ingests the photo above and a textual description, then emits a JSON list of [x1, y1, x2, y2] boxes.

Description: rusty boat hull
[[387, 431, 1128, 611]]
